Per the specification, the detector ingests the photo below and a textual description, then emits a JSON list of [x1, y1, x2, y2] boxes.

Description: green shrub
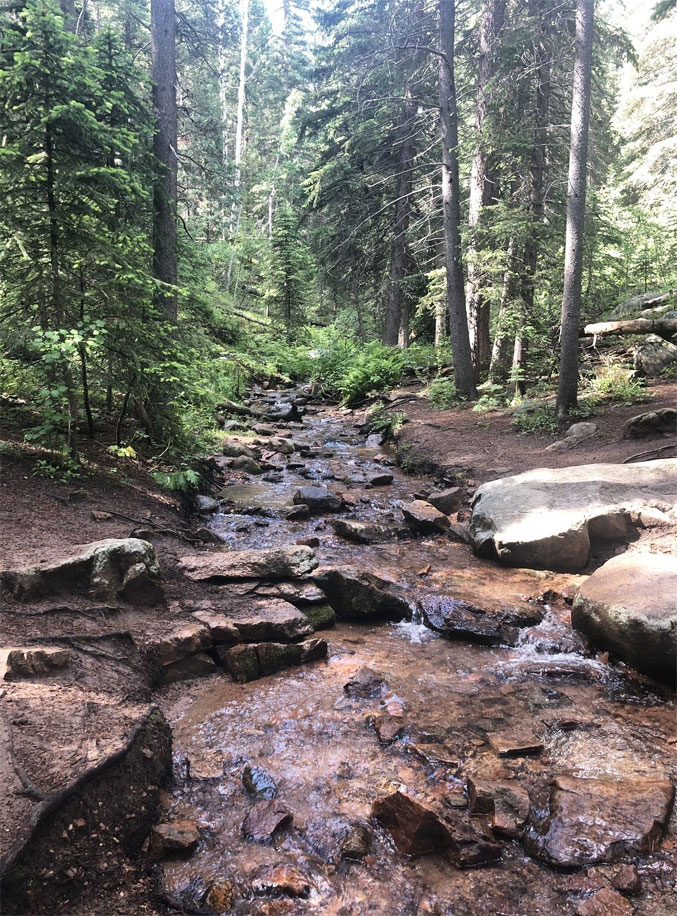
[[367, 406, 407, 440], [583, 363, 649, 406], [512, 404, 559, 436], [151, 467, 200, 492], [426, 377, 459, 409]]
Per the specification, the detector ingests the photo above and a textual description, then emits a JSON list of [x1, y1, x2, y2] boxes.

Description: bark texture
[[556, 0, 595, 413]]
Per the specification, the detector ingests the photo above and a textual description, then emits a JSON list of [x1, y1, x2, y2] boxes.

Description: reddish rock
[[148, 819, 200, 859], [243, 800, 294, 842], [427, 487, 463, 515], [251, 865, 311, 898], [401, 500, 450, 534], [526, 775, 675, 867], [575, 888, 633, 916], [610, 864, 642, 896], [368, 713, 406, 744], [344, 667, 387, 698], [191, 610, 240, 646], [486, 724, 543, 757], [0, 646, 71, 681], [153, 623, 212, 666], [467, 778, 530, 838], [162, 652, 217, 683], [371, 791, 456, 857]]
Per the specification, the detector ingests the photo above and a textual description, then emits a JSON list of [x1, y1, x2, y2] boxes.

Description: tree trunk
[[438, 0, 476, 399], [383, 91, 415, 347], [511, 0, 552, 396], [226, 0, 250, 288], [489, 235, 518, 381], [151, 0, 178, 323], [556, 0, 595, 414], [466, 0, 506, 379]]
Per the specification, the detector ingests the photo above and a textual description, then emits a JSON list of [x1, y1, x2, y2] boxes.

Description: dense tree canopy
[[0, 0, 675, 462]]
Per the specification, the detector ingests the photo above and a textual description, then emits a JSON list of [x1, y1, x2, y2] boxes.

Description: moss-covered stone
[[300, 603, 336, 630]]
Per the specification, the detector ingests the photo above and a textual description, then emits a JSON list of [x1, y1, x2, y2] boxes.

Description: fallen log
[[581, 318, 677, 340]]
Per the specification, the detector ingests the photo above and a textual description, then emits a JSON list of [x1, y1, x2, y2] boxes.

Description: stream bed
[[158, 390, 676, 916]]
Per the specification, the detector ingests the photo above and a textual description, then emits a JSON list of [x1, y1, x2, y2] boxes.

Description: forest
[[0, 0, 675, 477]]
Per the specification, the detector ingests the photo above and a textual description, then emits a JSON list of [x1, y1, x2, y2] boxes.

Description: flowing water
[[159, 390, 677, 916]]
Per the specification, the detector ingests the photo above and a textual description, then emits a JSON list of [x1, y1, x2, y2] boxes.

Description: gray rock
[[231, 599, 314, 642], [545, 422, 598, 453], [366, 433, 384, 447], [152, 623, 212, 666], [196, 495, 219, 513], [313, 567, 412, 621], [162, 652, 217, 684], [572, 551, 677, 685], [622, 408, 677, 439], [293, 485, 343, 514], [331, 519, 397, 544], [0, 646, 71, 681], [221, 440, 256, 459], [469, 460, 677, 571], [369, 473, 393, 486], [419, 592, 543, 646], [179, 545, 318, 580], [427, 486, 463, 515], [0, 538, 162, 603], [401, 500, 450, 534], [231, 455, 262, 474], [634, 333, 677, 376]]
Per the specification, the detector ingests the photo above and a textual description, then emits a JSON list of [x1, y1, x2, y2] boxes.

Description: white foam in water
[[391, 620, 438, 644]]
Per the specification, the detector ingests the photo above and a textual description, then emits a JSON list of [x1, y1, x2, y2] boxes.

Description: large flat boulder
[[571, 552, 677, 685], [312, 567, 412, 621], [469, 460, 677, 571], [178, 546, 318, 580], [0, 538, 163, 603]]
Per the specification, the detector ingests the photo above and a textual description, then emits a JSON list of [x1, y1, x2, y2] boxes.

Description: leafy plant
[[583, 363, 649, 406], [368, 406, 407, 440], [32, 455, 82, 481], [108, 444, 137, 459], [512, 404, 559, 436], [151, 467, 200, 492], [426, 377, 459, 409]]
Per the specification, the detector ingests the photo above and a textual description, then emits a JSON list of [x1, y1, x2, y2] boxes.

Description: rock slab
[[469, 460, 677, 571], [179, 546, 318, 580], [572, 551, 677, 685]]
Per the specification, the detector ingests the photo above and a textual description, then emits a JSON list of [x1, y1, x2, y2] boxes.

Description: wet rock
[[572, 551, 677, 686], [401, 500, 451, 534], [252, 423, 276, 436], [344, 666, 387, 698], [1, 537, 162, 602], [196, 495, 219, 513], [575, 888, 633, 916], [220, 638, 327, 682], [313, 567, 412, 621], [622, 407, 676, 438], [368, 712, 406, 744], [0, 646, 71, 681], [148, 819, 200, 859], [191, 610, 240, 646], [162, 652, 217, 684], [152, 623, 212, 666], [419, 592, 543, 646], [232, 455, 263, 474], [242, 765, 278, 800], [232, 599, 314, 642], [486, 724, 543, 757], [366, 433, 384, 447], [340, 824, 372, 860], [407, 741, 459, 771], [179, 545, 318, 581], [280, 504, 310, 520], [371, 791, 456, 857], [467, 778, 530, 838], [293, 485, 343, 514], [634, 333, 677, 376], [205, 880, 236, 913], [331, 519, 397, 544], [610, 864, 642, 896], [253, 581, 327, 605], [446, 522, 471, 544], [222, 644, 260, 682], [267, 402, 301, 423], [243, 799, 294, 842], [427, 487, 463, 515], [251, 865, 310, 899], [266, 436, 295, 455], [191, 526, 226, 545], [369, 472, 394, 486], [525, 775, 675, 867], [469, 460, 677, 571], [299, 603, 336, 630]]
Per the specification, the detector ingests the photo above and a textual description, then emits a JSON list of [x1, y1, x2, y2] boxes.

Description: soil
[[0, 381, 675, 915]]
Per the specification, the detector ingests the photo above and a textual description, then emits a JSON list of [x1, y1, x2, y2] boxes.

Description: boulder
[[467, 779, 530, 839], [231, 455, 262, 474], [299, 604, 335, 630], [469, 459, 677, 571], [401, 500, 450, 534], [634, 334, 677, 376], [231, 599, 314, 642], [369, 472, 394, 486], [545, 422, 598, 453], [525, 775, 675, 868], [622, 407, 677, 439], [419, 592, 543, 646], [242, 800, 293, 842], [0, 646, 71, 681], [222, 440, 256, 459], [0, 538, 162, 603], [196, 495, 219, 513], [219, 638, 327, 683], [571, 551, 677, 685], [152, 623, 212, 666], [265, 436, 295, 455], [252, 581, 327, 605], [427, 487, 463, 515], [313, 567, 412, 621], [178, 546, 318, 581], [344, 666, 387, 698], [485, 724, 543, 757], [292, 485, 343, 514], [191, 611, 240, 646]]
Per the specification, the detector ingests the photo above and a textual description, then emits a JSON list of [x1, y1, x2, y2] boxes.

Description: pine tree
[[264, 202, 313, 338]]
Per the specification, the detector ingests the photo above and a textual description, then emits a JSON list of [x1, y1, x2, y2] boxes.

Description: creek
[[158, 389, 676, 916]]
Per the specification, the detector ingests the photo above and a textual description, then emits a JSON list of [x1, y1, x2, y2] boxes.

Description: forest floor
[[0, 378, 675, 915]]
